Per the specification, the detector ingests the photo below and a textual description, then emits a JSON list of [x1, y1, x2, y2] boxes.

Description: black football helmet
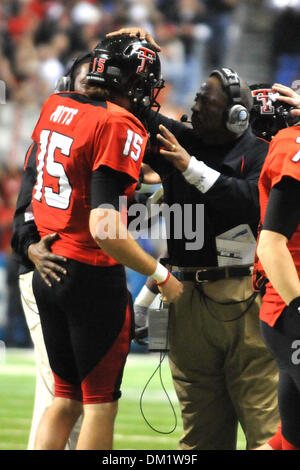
[[250, 83, 298, 141], [86, 35, 164, 112]]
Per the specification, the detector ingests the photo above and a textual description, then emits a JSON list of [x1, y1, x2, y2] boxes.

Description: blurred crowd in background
[[0, 0, 299, 347]]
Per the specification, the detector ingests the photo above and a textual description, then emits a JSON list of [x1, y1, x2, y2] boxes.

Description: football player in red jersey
[[28, 35, 183, 450], [254, 83, 300, 450], [11, 51, 92, 451]]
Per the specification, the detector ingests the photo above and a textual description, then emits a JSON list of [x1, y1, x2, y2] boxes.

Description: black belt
[[172, 266, 253, 283]]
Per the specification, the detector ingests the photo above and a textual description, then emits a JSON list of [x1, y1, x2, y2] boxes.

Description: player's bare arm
[[257, 229, 300, 305], [89, 207, 183, 304], [272, 83, 300, 117], [27, 233, 67, 287]]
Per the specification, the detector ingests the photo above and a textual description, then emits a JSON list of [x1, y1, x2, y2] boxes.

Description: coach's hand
[[106, 28, 161, 51], [27, 233, 67, 287], [157, 125, 191, 172]]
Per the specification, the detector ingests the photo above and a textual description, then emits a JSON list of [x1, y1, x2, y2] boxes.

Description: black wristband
[[288, 296, 300, 315]]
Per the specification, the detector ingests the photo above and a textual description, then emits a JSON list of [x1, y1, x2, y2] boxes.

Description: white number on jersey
[[123, 129, 143, 162], [34, 131, 73, 209], [292, 137, 300, 162]]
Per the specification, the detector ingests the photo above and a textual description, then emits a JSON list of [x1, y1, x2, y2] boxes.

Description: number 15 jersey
[[31, 92, 148, 266]]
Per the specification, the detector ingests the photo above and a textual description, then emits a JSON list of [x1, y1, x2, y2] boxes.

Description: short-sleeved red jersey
[[31, 92, 148, 266], [257, 125, 300, 326]]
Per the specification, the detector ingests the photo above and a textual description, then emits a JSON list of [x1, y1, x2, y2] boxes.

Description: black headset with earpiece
[[54, 52, 91, 92], [210, 67, 250, 134]]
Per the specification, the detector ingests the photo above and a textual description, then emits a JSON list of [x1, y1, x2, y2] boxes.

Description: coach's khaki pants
[[19, 271, 82, 450], [168, 276, 279, 450]]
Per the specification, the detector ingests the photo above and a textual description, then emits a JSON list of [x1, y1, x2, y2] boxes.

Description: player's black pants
[[32, 259, 133, 404], [260, 308, 300, 447]]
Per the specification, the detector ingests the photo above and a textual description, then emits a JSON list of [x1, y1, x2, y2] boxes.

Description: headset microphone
[[180, 114, 192, 123]]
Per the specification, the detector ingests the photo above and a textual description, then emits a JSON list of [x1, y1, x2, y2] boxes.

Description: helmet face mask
[[86, 35, 164, 112]]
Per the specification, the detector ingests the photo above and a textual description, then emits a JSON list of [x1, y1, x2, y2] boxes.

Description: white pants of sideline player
[[19, 271, 82, 450]]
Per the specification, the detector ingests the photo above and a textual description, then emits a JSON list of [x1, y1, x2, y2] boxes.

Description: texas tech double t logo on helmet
[[251, 87, 276, 115], [86, 35, 164, 112], [136, 46, 156, 73]]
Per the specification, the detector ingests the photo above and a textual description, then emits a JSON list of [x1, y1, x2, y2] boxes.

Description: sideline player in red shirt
[[29, 35, 183, 450], [254, 85, 300, 450]]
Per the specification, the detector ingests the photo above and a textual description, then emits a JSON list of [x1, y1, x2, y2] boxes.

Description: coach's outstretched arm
[[89, 207, 182, 304]]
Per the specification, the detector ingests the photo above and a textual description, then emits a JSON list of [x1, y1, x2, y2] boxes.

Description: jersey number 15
[[34, 128, 143, 210], [34, 130, 73, 210]]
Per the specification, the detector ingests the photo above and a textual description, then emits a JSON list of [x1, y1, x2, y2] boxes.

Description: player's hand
[[27, 233, 67, 287], [106, 28, 161, 51], [158, 273, 183, 304], [157, 124, 191, 172], [272, 83, 300, 117], [133, 304, 149, 346]]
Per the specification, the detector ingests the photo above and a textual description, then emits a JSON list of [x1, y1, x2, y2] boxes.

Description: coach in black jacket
[[137, 67, 280, 450]]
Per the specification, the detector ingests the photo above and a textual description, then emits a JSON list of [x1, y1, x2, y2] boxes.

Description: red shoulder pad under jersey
[[265, 126, 300, 188], [92, 101, 148, 182]]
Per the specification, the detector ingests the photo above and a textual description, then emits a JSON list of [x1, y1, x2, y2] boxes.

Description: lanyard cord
[[139, 301, 178, 434], [197, 283, 258, 322]]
